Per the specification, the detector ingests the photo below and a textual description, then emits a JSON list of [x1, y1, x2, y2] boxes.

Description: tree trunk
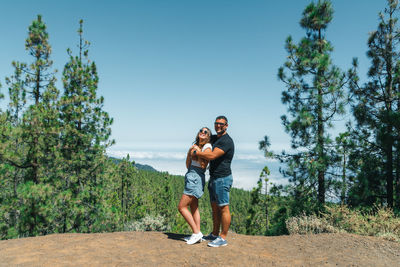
[[265, 181, 269, 232], [341, 152, 347, 204], [386, 128, 394, 208], [385, 7, 394, 208], [395, 144, 400, 210], [317, 28, 325, 205], [317, 107, 325, 204]]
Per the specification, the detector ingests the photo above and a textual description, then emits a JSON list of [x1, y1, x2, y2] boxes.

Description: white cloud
[[106, 145, 287, 191], [108, 148, 277, 164], [108, 150, 186, 160], [234, 154, 277, 163]]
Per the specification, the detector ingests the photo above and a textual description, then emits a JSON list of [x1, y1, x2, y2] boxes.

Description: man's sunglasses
[[199, 129, 208, 134], [214, 122, 226, 126]]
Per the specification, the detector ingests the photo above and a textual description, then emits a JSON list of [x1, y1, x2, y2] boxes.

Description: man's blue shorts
[[208, 175, 233, 206], [183, 166, 206, 199]]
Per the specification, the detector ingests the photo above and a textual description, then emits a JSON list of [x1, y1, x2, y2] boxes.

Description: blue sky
[[0, 0, 388, 189]]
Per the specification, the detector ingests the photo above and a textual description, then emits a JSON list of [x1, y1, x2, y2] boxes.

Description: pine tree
[[116, 155, 136, 224], [278, 0, 353, 205], [349, 0, 400, 209], [334, 132, 352, 204], [0, 15, 60, 237], [0, 65, 27, 238], [246, 167, 270, 235], [23, 14, 59, 183], [58, 19, 115, 232]]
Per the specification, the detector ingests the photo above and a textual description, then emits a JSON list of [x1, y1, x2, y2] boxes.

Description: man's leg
[[215, 175, 232, 239], [219, 205, 231, 239], [211, 202, 221, 236]]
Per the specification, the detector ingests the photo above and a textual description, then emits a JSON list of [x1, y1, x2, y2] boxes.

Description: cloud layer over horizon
[[107, 145, 285, 191]]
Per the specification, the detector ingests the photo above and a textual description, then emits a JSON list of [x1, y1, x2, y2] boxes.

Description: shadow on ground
[[164, 232, 186, 242]]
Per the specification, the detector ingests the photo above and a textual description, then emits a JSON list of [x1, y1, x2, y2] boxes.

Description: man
[[192, 115, 234, 247]]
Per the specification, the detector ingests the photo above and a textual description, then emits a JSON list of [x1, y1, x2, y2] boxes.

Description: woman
[[178, 127, 212, 245]]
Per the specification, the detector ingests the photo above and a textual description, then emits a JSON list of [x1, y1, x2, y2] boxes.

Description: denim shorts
[[183, 166, 206, 199], [208, 175, 233, 206]]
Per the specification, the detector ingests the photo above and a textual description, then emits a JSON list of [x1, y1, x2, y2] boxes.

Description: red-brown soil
[[1, 231, 400, 266]]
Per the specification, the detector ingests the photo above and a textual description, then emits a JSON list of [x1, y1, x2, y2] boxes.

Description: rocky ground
[[1, 231, 400, 266]]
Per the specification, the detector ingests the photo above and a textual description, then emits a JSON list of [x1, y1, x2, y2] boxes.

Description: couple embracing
[[177, 115, 234, 247]]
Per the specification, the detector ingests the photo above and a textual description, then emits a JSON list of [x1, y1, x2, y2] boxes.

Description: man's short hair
[[215, 115, 228, 124]]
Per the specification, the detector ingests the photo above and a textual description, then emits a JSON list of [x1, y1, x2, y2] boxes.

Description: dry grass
[[286, 213, 338, 235], [286, 205, 400, 242], [124, 215, 170, 232]]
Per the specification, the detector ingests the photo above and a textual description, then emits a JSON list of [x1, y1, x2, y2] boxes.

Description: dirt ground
[[1, 231, 400, 266]]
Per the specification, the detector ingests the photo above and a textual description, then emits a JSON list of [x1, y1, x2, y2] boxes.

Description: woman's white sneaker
[[186, 232, 203, 245]]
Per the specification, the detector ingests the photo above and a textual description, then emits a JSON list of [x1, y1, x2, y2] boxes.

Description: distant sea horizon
[[107, 142, 287, 191]]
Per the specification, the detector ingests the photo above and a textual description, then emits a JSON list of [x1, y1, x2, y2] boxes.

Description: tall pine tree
[[1, 15, 61, 237], [58, 19, 115, 232], [278, 0, 352, 206], [349, 0, 400, 209]]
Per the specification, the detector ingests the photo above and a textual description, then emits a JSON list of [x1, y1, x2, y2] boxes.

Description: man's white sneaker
[[186, 232, 203, 245], [207, 236, 227, 247]]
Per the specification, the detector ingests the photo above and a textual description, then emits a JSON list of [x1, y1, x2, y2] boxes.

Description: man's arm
[[186, 148, 192, 169], [198, 147, 212, 169], [193, 147, 225, 161]]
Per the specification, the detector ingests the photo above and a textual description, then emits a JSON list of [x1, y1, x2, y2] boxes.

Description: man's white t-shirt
[[191, 143, 212, 168]]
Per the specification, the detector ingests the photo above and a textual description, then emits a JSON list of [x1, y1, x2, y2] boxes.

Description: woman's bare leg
[[178, 194, 200, 233], [190, 197, 200, 231]]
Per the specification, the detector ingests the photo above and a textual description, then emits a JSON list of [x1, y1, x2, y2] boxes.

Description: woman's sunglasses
[[199, 129, 208, 134]]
